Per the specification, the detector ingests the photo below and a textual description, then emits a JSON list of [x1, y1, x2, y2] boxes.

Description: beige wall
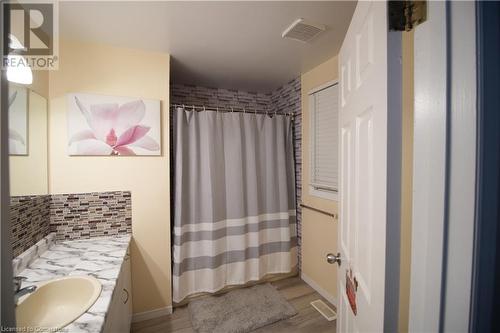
[[399, 30, 414, 333], [9, 90, 48, 196], [300, 55, 339, 298], [48, 40, 171, 314], [30, 70, 49, 98]]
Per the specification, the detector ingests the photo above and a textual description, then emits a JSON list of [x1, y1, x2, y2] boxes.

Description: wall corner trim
[[301, 272, 337, 307], [132, 305, 173, 323]]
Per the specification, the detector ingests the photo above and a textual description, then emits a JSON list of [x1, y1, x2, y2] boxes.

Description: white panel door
[[338, 1, 389, 332]]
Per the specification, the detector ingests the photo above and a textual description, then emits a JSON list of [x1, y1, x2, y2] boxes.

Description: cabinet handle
[[123, 288, 129, 304]]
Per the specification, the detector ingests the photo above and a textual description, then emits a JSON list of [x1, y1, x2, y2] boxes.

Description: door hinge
[[389, 1, 427, 31]]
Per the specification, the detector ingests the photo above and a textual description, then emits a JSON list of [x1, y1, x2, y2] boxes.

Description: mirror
[[8, 82, 48, 196]]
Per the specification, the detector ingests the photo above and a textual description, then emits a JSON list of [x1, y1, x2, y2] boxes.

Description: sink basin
[[16, 276, 102, 330]]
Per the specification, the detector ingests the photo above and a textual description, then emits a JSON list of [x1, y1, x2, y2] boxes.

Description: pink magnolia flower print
[[69, 96, 160, 155]]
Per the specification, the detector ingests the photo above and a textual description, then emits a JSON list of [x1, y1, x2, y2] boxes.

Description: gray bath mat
[[188, 283, 297, 333]]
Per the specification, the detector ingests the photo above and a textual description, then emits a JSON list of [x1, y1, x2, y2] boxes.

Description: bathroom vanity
[[14, 234, 132, 332]]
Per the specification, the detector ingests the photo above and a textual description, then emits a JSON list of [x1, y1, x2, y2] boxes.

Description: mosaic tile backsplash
[[50, 191, 132, 240], [171, 84, 271, 111], [271, 78, 303, 268], [11, 195, 51, 257], [171, 78, 303, 267], [10, 191, 132, 257]]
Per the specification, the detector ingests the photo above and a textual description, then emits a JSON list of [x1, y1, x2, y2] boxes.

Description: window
[[309, 82, 338, 200]]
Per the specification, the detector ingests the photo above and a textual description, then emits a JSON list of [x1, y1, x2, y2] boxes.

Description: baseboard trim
[[301, 272, 337, 307], [132, 305, 173, 323]]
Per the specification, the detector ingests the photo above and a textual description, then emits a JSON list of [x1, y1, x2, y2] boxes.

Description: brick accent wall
[[171, 78, 303, 268]]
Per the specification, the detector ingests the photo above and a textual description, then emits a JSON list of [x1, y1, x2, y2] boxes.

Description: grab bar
[[299, 203, 338, 220]]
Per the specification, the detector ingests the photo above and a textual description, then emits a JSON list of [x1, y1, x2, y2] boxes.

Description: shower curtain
[[172, 107, 297, 302]]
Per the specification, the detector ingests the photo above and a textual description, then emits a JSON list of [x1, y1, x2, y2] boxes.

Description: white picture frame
[[67, 92, 161, 156]]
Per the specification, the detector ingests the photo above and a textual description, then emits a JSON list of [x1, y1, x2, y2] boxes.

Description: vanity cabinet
[[103, 246, 132, 333]]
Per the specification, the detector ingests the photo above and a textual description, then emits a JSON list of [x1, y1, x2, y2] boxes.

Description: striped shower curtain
[[172, 107, 297, 303]]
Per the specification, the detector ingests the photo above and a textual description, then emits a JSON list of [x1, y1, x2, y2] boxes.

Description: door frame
[[469, 1, 500, 331], [384, 29, 403, 333], [408, 1, 448, 331], [410, 1, 482, 332]]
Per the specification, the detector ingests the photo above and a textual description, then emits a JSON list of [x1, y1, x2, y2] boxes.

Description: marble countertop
[[18, 235, 132, 333]]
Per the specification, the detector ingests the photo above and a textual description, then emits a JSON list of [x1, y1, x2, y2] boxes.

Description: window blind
[[310, 84, 338, 192]]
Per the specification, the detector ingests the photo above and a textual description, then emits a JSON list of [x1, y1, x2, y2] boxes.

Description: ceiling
[[59, 1, 356, 92]]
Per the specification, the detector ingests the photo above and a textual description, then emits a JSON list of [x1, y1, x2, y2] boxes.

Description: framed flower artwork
[[67, 93, 161, 156], [8, 85, 28, 155]]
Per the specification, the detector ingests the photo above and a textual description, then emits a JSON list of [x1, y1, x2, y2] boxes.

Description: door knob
[[326, 252, 341, 266]]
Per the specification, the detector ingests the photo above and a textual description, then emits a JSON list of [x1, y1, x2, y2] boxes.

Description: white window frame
[[308, 80, 339, 201]]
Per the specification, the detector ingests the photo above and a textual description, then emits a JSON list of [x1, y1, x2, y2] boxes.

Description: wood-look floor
[[131, 277, 337, 333]]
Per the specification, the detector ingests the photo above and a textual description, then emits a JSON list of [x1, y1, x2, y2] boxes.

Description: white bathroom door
[[337, 1, 399, 332]]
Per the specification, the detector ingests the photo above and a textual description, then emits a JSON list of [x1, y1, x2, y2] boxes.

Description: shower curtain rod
[[171, 103, 296, 118]]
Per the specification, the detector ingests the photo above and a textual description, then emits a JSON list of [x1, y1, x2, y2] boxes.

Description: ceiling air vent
[[282, 18, 326, 43]]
